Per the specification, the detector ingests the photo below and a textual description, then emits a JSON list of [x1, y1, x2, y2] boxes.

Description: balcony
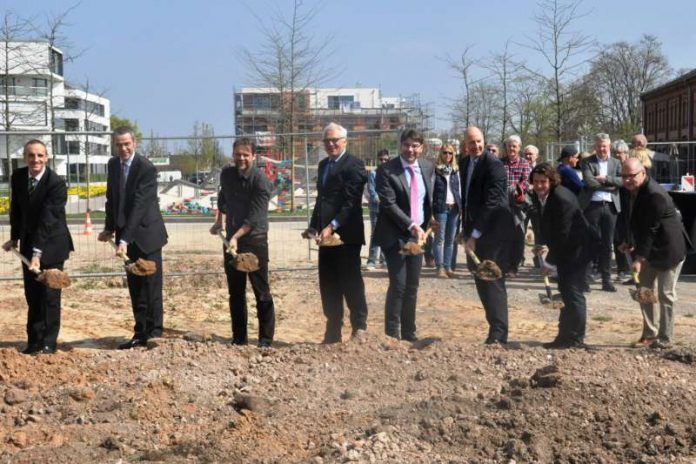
[[0, 85, 49, 98]]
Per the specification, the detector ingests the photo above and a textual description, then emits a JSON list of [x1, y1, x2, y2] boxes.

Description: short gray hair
[[523, 145, 539, 156], [594, 133, 611, 143], [323, 122, 348, 139], [612, 139, 629, 153], [505, 134, 521, 145]]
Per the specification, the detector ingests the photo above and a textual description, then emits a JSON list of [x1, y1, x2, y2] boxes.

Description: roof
[[641, 68, 696, 100]]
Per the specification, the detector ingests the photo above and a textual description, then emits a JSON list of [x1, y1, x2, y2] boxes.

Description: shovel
[[629, 271, 657, 304], [217, 230, 260, 272], [537, 254, 562, 307], [10, 248, 71, 289], [303, 229, 344, 247], [399, 227, 434, 256], [107, 238, 157, 276], [465, 249, 502, 281]]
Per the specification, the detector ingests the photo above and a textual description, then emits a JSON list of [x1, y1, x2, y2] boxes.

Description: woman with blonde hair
[[432, 144, 461, 278]]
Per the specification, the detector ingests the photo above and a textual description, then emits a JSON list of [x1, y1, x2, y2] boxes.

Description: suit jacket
[[10, 166, 73, 264], [459, 151, 514, 243], [373, 156, 434, 249], [309, 152, 367, 245], [533, 185, 596, 267], [105, 153, 168, 253], [624, 177, 690, 270], [579, 155, 623, 211]]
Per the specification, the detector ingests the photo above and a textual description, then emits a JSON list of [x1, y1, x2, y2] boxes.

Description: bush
[[67, 185, 108, 199], [0, 197, 8, 214]]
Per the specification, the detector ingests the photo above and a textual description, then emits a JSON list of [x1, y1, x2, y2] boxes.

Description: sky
[[3, 0, 696, 143]]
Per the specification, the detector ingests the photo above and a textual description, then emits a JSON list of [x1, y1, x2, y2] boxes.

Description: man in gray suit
[[373, 129, 434, 341], [580, 133, 623, 292]]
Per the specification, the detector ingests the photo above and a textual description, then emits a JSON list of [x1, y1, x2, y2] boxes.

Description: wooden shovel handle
[[10, 248, 40, 275], [107, 238, 130, 264]]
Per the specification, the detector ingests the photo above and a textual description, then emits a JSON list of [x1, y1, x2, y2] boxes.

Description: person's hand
[[540, 265, 550, 276], [632, 256, 644, 276], [116, 242, 127, 258], [318, 224, 334, 245], [533, 245, 548, 256], [410, 224, 426, 243], [1, 239, 17, 252], [210, 222, 223, 235], [465, 237, 476, 255], [595, 175, 606, 184], [226, 236, 238, 254], [29, 256, 40, 272], [428, 218, 440, 232], [301, 228, 318, 240], [97, 230, 113, 242]]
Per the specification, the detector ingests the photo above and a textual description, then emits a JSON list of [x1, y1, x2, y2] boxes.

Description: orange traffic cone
[[82, 211, 93, 235]]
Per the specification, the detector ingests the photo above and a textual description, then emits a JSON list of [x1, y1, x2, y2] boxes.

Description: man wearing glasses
[[302, 123, 369, 343], [365, 149, 390, 270], [619, 158, 691, 349]]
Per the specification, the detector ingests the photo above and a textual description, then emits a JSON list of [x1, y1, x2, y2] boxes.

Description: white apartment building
[[0, 40, 111, 180]]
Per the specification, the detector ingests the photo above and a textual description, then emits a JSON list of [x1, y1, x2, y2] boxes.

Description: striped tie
[[28, 177, 37, 195]]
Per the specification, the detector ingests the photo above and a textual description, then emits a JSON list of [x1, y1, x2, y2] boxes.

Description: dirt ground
[[2, 249, 696, 463]]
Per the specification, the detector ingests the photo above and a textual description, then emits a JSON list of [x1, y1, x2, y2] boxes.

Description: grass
[[591, 315, 613, 322]]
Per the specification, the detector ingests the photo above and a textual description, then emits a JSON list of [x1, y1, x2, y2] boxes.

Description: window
[[328, 95, 354, 110], [65, 98, 79, 110], [250, 94, 272, 109], [67, 141, 80, 154], [0, 76, 16, 95], [50, 48, 64, 76], [32, 78, 48, 96], [64, 119, 79, 131]]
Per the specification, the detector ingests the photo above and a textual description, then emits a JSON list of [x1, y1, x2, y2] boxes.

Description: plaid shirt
[[504, 156, 530, 192]]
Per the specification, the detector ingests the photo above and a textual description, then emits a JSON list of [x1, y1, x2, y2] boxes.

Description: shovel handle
[[466, 248, 482, 266], [631, 270, 640, 286], [107, 238, 130, 264], [543, 275, 553, 299], [10, 248, 40, 275], [217, 230, 238, 257]]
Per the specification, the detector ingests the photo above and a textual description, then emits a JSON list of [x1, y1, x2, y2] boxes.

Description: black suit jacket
[[309, 152, 367, 245], [105, 154, 168, 253], [10, 166, 73, 264], [373, 157, 434, 249], [624, 177, 690, 270], [459, 151, 514, 243], [533, 185, 596, 267], [579, 155, 623, 211]]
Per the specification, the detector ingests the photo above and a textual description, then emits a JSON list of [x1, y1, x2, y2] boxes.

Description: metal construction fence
[[0, 129, 402, 280]]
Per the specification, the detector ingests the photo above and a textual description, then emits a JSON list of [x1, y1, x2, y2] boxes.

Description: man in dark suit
[[210, 137, 275, 347], [302, 122, 368, 343], [620, 158, 691, 349], [2, 140, 73, 355], [98, 126, 168, 349], [530, 163, 596, 349], [373, 129, 434, 341], [459, 126, 515, 345], [580, 133, 623, 292]]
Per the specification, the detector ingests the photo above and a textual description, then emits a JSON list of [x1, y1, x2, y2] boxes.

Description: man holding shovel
[[99, 127, 168, 349], [211, 137, 275, 347], [619, 158, 691, 349], [530, 163, 597, 349], [2, 140, 73, 355]]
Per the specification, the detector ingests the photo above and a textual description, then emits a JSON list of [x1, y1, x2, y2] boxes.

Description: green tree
[[110, 115, 142, 140]]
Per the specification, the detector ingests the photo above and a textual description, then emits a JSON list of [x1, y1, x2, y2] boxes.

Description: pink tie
[[408, 165, 419, 224]]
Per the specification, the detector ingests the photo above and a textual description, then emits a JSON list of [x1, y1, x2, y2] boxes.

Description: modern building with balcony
[[0, 40, 111, 181]]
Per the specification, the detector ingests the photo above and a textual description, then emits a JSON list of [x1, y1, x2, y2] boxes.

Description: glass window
[[328, 95, 354, 110], [64, 119, 79, 131]]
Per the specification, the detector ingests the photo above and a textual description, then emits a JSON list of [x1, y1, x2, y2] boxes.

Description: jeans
[[367, 207, 385, 264], [434, 206, 459, 269]]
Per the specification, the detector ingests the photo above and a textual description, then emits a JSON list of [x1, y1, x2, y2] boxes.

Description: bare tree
[[443, 45, 477, 131], [587, 34, 671, 135], [239, 0, 336, 209], [522, 0, 594, 141], [483, 39, 523, 143]]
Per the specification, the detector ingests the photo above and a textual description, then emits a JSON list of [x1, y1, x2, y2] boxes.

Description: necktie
[[117, 162, 127, 228], [28, 177, 37, 195], [323, 160, 335, 185], [464, 157, 478, 209], [408, 165, 419, 224]]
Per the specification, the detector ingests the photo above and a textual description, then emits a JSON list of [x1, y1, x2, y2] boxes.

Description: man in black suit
[[302, 122, 368, 343], [98, 127, 168, 349], [621, 158, 691, 349], [2, 140, 73, 355], [459, 126, 515, 345], [373, 129, 434, 341], [530, 163, 596, 349], [210, 137, 275, 347], [580, 133, 623, 292]]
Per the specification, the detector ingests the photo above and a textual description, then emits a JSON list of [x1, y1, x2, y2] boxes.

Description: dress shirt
[[591, 157, 612, 202], [400, 156, 426, 228]]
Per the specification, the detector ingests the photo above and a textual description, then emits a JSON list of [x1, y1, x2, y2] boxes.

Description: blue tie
[[323, 160, 335, 185]]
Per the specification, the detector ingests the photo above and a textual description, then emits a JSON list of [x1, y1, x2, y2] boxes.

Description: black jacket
[[532, 185, 597, 267], [10, 166, 73, 264], [622, 177, 690, 270], [432, 165, 461, 214], [309, 152, 367, 245], [104, 154, 168, 253], [373, 156, 434, 249], [218, 165, 271, 247]]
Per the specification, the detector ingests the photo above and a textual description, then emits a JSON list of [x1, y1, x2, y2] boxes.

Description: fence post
[[304, 135, 312, 262]]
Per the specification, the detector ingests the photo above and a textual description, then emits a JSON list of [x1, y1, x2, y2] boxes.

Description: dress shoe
[[21, 344, 41, 355], [231, 339, 248, 346], [484, 338, 505, 345], [650, 339, 671, 350], [401, 334, 418, 342], [351, 328, 367, 339], [321, 335, 341, 344], [622, 277, 636, 286], [543, 338, 590, 350], [118, 338, 148, 350], [425, 257, 435, 268], [601, 283, 617, 292], [40, 345, 57, 354], [257, 339, 272, 348]]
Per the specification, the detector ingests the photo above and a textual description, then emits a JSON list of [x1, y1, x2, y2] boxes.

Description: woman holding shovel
[[2, 140, 73, 355], [530, 163, 597, 349]]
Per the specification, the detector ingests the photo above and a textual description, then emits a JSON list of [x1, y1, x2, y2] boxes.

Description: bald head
[[622, 157, 647, 192], [464, 126, 485, 157], [632, 134, 648, 149]]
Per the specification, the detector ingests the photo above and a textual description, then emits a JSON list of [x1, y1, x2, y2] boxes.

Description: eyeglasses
[[621, 172, 642, 180], [442, 151, 454, 155], [323, 137, 345, 144]]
